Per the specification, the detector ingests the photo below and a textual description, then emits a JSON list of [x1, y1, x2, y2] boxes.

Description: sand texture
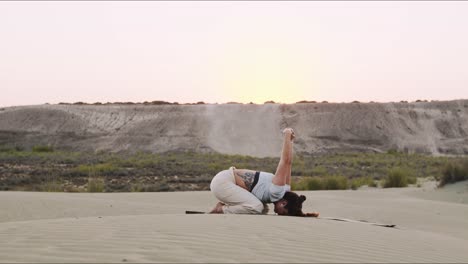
[[1, 182, 468, 263], [1, 100, 468, 156]]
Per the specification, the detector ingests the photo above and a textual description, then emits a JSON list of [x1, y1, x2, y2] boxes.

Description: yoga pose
[[209, 128, 319, 217]]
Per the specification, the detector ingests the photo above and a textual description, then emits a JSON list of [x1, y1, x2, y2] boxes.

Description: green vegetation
[[292, 175, 376, 191], [383, 167, 415, 188], [75, 163, 120, 176], [0, 145, 24, 152], [350, 176, 377, 190], [32, 145, 54, 152], [87, 177, 105, 192], [292, 177, 323, 190], [0, 148, 466, 192], [322, 175, 349, 190], [439, 160, 468, 187], [37, 180, 63, 192]]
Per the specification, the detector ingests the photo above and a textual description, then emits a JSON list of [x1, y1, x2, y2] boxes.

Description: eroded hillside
[[0, 100, 467, 157]]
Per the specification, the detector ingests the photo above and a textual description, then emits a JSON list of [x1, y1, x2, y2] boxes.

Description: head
[[273, 191, 306, 216]]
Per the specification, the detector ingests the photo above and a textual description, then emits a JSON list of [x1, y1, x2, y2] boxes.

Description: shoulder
[[269, 183, 286, 202]]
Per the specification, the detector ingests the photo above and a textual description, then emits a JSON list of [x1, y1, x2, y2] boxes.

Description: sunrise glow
[[213, 25, 322, 104], [1, 2, 468, 107]]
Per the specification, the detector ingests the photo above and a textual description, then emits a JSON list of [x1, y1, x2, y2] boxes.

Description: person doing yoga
[[209, 128, 319, 217]]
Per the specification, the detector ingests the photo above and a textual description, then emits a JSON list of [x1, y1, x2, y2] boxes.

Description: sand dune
[[1, 182, 468, 263]]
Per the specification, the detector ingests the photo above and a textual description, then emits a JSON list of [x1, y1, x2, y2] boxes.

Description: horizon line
[[2, 98, 468, 108]]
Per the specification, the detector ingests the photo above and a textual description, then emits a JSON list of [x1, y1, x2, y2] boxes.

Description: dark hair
[[283, 191, 307, 217], [281, 191, 319, 217]]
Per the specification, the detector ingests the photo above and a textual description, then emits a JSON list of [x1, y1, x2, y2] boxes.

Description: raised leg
[[272, 128, 294, 186]]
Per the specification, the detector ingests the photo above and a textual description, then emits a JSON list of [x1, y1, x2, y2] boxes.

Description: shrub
[[322, 175, 348, 190], [350, 176, 376, 190], [439, 160, 468, 187], [407, 176, 417, 185], [311, 166, 328, 176], [32, 145, 54, 152], [38, 181, 63, 192], [387, 149, 399, 155], [306, 177, 324, 190], [292, 177, 323, 190], [151, 101, 172, 105], [291, 178, 306, 190], [383, 167, 412, 188], [88, 177, 105, 192], [369, 180, 378, 187], [76, 163, 119, 176], [295, 100, 317, 104], [292, 175, 348, 190], [130, 183, 145, 192], [0, 146, 13, 152], [14, 145, 24, 152]]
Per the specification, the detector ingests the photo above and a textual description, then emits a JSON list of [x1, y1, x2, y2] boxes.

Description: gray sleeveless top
[[250, 171, 291, 203]]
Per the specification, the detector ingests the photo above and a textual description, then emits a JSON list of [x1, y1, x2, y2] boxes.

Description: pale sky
[[1, 1, 467, 107]]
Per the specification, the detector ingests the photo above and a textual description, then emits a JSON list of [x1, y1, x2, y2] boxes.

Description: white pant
[[210, 167, 268, 214]]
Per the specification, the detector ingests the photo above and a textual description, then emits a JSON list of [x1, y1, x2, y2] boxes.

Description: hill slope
[[0, 100, 467, 157]]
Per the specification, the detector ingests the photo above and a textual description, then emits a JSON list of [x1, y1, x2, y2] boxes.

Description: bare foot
[[209, 202, 225, 214]]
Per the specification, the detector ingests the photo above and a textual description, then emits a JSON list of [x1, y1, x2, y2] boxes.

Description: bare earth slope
[[0, 100, 467, 157]]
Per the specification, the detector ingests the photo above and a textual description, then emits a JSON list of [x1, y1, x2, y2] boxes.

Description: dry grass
[[439, 159, 468, 187], [0, 148, 464, 192]]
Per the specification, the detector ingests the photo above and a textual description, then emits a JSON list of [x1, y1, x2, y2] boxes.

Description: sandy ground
[[1, 181, 468, 263]]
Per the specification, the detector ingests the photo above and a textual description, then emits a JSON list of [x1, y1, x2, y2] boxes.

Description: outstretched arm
[[272, 128, 294, 186]]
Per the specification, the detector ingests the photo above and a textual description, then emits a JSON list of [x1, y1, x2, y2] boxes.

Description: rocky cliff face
[[1, 100, 467, 157]]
